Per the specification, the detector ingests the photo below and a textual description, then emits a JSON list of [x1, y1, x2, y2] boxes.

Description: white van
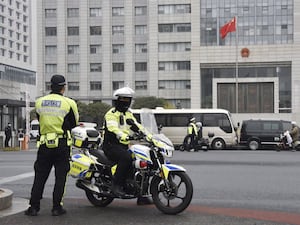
[[30, 119, 39, 139]]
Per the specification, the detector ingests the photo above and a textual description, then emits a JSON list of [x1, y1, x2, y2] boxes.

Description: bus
[[132, 108, 238, 150]]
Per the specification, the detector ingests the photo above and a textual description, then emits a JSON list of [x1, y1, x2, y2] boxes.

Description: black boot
[[137, 196, 153, 205], [51, 206, 67, 216], [24, 206, 39, 216], [112, 184, 126, 197]]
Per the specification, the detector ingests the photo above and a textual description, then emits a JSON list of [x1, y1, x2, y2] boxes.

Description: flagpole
[[235, 15, 239, 113]]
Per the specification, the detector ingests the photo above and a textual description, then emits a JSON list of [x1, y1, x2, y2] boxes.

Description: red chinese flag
[[220, 17, 236, 39]]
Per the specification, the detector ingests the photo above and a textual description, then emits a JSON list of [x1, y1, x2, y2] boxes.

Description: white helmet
[[113, 87, 135, 99], [196, 122, 202, 127], [291, 121, 297, 126], [189, 117, 196, 123]]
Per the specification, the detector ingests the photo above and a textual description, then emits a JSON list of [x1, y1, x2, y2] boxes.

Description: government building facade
[[36, 0, 299, 123]]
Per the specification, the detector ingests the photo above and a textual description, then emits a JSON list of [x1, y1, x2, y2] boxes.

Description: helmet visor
[[118, 96, 131, 102]]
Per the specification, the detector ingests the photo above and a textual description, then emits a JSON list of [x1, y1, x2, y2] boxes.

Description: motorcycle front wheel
[[150, 171, 193, 215], [85, 191, 114, 207]]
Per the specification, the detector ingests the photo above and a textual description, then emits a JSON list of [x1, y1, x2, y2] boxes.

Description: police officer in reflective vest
[[103, 86, 153, 205], [186, 117, 198, 151], [25, 74, 79, 216]]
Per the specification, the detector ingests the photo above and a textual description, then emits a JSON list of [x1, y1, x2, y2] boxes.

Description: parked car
[[239, 119, 292, 150], [29, 119, 39, 139]]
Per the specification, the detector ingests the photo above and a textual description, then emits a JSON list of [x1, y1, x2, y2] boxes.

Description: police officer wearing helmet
[[184, 117, 198, 151], [103, 86, 153, 205], [290, 121, 299, 151], [25, 74, 79, 216]]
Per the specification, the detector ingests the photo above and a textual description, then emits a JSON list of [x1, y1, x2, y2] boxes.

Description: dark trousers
[[29, 139, 70, 209], [4, 135, 11, 147], [183, 134, 197, 150], [103, 143, 132, 186]]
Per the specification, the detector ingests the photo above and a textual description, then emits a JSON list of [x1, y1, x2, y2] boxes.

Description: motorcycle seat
[[90, 149, 115, 166]]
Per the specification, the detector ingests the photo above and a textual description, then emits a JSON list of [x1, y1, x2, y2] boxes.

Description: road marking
[[188, 205, 300, 225], [0, 172, 34, 184]]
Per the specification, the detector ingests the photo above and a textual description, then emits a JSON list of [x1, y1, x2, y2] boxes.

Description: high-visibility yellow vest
[[35, 93, 79, 135]]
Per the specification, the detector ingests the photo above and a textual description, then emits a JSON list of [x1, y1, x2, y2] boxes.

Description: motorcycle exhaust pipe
[[76, 180, 114, 197]]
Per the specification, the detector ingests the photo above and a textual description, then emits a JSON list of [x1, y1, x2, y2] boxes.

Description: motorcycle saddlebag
[[69, 154, 94, 178]]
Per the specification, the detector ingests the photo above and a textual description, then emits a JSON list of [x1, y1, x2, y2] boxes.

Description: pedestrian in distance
[[25, 74, 79, 216], [4, 122, 12, 147]]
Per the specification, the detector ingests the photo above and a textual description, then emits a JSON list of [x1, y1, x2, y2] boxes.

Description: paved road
[[1, 147, 300, 225]]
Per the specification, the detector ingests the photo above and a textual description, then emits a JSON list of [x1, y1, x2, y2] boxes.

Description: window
[[45, 45, 57, 55], [112, 7, 124, 16], [135, 6, 147, 16], [158, 24, 173, 33], [158, 4, 191, 14], [45, 82, 51, 91], [112, 81, 124, 90], [135, 25, 147, 35], [90, 8, 101, 17], [135, 62, 147, 72], [45, 64, 57, 73], [67, 8, 79, 17], [90, 63, 102, 72], [90, 81, 102, 90], [112, 44, 124, 54], [158, 61, 191, 71], [158, 23, 191, 33], [90, 26, 101, 35], [135, 81, 147, 90], [135, 44, 147, 53], [68, 27, 79, 36], [113, 63, 124, 72], [45, 27, 57, 36], [67, 63, 79, 72], [45, 9, 56, 18], [68, 45, 79, 54], [90, 44, 101, 54], [159, 42, 191, 52], [158, 80, 191, 89], [112, 26, 124, 35], [68, 82, 80, 91]]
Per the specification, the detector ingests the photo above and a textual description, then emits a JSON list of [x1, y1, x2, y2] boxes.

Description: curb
[[0, 197, 28, 218], [0, 188, 13, 210]]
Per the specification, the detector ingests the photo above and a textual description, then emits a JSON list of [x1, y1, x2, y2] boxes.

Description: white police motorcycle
[[69, 109, 193, 215]]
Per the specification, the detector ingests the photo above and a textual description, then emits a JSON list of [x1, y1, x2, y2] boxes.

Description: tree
[[77, 101, 111, 128], [132, 96, 174, 109]]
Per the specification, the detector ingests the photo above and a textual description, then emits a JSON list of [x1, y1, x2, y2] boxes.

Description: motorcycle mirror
[[126, 119, 139, 132], [126, 119, 135, 125]]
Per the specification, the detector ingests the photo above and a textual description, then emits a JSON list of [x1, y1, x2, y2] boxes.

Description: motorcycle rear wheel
[[85, 191, 114, 207], [150, 171, 193, 215]]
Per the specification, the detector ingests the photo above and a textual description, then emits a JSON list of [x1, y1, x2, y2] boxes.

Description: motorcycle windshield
[[139, 108, 173, 147], [140, 108, 159, 134]]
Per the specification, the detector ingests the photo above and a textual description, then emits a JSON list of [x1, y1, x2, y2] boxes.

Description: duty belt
[[37, 131, 72, 148]]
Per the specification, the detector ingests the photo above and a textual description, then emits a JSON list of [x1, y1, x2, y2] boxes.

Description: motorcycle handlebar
[[127, 132, 145, 141]]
